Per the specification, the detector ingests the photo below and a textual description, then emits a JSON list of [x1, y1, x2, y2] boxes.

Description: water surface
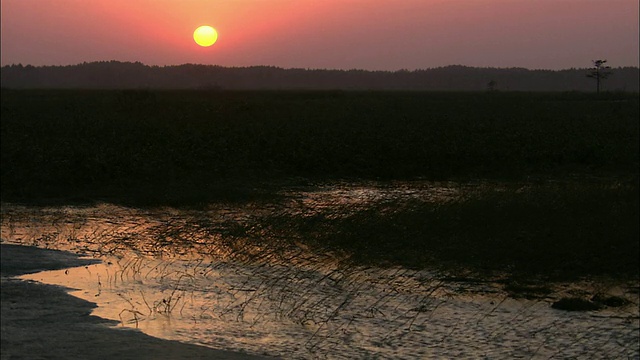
[[3, 182, 638, 359]]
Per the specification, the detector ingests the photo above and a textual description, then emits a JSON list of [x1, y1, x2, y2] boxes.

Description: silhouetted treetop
[[586, 60, 613, 93]]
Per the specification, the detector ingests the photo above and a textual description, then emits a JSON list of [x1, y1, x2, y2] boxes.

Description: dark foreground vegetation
[[1, 89, 638, 280]]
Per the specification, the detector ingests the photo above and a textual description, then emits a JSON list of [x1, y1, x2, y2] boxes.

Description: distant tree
[[487, 80, 497, 92], [586, 60, 612, 93]]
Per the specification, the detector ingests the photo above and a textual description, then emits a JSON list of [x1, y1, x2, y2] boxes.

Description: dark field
[[1, 89, 638, 280]]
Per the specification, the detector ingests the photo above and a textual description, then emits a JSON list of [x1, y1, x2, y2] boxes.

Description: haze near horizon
[[1, 0, 638, 71]]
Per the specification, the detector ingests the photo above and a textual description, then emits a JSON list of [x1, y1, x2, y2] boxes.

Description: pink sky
[[1, 0, 638, 70]]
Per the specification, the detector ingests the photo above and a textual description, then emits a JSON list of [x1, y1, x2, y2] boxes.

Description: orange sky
[[1, 0, 638, 70]]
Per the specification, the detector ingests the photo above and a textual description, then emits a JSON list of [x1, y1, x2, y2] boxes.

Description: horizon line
[[3, 60, 639, 73]]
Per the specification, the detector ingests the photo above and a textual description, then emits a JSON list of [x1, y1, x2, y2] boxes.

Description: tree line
[[1, 61, 638, 92]]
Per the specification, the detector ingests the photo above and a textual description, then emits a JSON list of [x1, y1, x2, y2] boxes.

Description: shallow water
[[19, 253, 640, 359], [2, 182, 639, 359]]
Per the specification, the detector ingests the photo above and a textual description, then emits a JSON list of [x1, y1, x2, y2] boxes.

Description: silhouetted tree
[[487, 80, 497, 91], [586, 60, 612, 93]]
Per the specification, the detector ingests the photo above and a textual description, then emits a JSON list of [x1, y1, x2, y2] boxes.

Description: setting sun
[[193, 25, 218, 47]]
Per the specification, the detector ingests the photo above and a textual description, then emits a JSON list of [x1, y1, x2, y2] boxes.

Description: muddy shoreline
[[0, 244, 271, 360]]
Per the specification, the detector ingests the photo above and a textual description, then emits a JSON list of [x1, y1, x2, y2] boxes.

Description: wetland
[[1, 90, 639, 358]]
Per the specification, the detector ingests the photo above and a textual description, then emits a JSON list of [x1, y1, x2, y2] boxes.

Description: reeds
[[2, 90, 637, 205]]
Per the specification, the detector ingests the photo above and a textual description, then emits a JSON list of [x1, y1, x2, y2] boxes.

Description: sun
[[193, 26, 218, 47]]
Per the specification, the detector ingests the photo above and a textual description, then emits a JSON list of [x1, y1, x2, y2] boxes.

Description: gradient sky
[[1, 0, 638, 70]]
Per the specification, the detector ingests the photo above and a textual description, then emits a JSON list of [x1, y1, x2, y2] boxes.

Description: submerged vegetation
[[1, 89, 638, 280]]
